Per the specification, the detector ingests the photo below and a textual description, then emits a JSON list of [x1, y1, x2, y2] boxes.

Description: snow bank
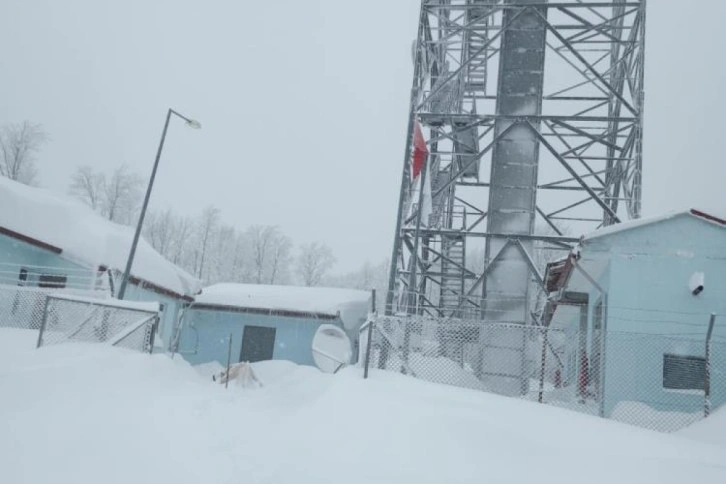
[[679, 406, 726, 447], [196, 283, 371, 330], [0, 176, 200, 297], [2, 327, 726, 484], [611, 401, 703, 432]]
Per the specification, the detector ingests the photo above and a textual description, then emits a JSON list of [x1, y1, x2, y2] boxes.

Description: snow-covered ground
[[1, 328, 726, 484], [679, 406, 726, 447]]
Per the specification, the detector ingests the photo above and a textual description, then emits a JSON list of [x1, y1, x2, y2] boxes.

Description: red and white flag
[[411, 121, 428, 180], [410, 121, 432, 226]]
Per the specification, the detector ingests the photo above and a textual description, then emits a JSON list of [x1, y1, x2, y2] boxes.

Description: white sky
[[1, 1, 725, 273]]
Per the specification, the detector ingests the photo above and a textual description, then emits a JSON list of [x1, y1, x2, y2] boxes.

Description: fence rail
[[361, 313, 725, 433]]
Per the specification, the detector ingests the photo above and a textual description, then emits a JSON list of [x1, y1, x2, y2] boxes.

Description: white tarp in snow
[[0, 176, 200, 297]]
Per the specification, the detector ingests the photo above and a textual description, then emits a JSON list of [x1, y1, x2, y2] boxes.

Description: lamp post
[[117, 108, 201, 300]]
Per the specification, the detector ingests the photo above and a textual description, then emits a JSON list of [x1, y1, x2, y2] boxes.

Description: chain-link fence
[[37, 294, 158, 353], [0, 283, 159, 353], [0, 284, 51, 329], [361, 314, 725, 433]]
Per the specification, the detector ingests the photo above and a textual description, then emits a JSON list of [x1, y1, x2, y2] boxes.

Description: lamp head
[[186, 119, 202, 129]]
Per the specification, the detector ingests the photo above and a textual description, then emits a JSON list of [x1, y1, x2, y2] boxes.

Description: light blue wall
[[0, 232, 186, 348], [178, 307, 346, 367], [580, 215, 726, 416], [0, 233, 92, 286], [117, 281, 186, 351]]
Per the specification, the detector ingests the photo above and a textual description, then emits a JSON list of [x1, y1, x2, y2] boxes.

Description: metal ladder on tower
[[464, 2, 489, 96], [440, 235, 466, 316]]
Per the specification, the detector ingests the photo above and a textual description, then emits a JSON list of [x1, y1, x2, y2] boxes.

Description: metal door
[[239, 325, 276, 363]]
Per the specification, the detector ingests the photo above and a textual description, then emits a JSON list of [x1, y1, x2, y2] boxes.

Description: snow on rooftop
[[195, 283, 371, 330], [0, 176, 201, 297], [583, 209, 726, 242]]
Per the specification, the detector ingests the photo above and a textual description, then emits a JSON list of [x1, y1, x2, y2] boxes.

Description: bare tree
[[0, 121, 47, 185], [297, 242, 336, 286], [143, 209, 176, 256], [196, 206, 221, 280], [172, 215, 194, 266], [229, 233, 248, 282], [69, 165, 105, 210], [242, 225, 295, 284], [68, 164, 143, 224], [268, 232, 292, 284], [327, 258, 389, 308], [206, 224, 238, 284], [104, 164, 143, 224], [246, 225, 275, 284]]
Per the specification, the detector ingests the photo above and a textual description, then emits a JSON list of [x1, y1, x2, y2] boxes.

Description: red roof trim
[[690, 209, 726, 226], [0, 226, 62, 254], [1, 228, 193, 302], [97, 265, 193, 302], [128, 274, 194, 303], [191, 303, 338, 321], [544, 256, 575, 293]]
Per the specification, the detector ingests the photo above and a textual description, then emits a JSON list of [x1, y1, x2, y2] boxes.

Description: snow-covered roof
[[0, 176, 201, 298], [583, 209, 726, 241], [194, 283, 371, 330]]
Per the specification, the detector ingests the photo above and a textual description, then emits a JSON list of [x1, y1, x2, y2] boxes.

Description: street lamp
[[117, 108, 201, 299]]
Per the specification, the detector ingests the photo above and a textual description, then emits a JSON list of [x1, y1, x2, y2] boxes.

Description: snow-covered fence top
[[194, 283, 371, 331], [0, 176, 201, 298]]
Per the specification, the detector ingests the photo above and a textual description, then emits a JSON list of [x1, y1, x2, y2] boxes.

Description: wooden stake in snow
[[225, 333, 232, 390]]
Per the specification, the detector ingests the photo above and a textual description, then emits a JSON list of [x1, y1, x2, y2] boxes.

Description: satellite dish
[[312, 324, 352, 373]]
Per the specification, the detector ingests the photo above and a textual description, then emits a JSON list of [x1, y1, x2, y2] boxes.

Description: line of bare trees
[[0, 121, 389, 291], [66, 163, 348, 287]]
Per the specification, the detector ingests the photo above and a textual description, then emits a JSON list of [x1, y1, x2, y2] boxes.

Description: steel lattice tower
[[386, 0, 646, 394]]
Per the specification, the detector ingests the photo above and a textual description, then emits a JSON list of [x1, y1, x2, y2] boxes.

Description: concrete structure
[[544, 210, 726, 418], [176, 283, 371, 370]]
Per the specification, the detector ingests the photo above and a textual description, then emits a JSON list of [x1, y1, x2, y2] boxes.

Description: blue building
[[176, 283, 371, 370], [544, 209, 726, 422], [0, 176, 201, 345]]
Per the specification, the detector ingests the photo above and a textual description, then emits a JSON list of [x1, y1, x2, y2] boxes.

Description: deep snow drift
[[1, 328, 726, 484], [679, 406, 726, 447]]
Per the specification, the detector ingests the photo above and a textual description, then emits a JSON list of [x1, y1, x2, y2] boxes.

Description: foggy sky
[[1, 1, 725, 273]]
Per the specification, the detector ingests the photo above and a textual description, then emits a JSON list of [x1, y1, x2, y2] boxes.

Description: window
[[38, 274, 67, 289], [663, 354, 706, 390]]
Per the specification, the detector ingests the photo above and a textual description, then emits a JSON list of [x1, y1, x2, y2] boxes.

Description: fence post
[[364, 289, 376, 379], [35, 295, 52, 349], [148, 316, 159, 354], [538, 325, 549, 403], [704, 313, 716, 418], [598, 294, 609, 418], [225, 333, 233, 390]]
